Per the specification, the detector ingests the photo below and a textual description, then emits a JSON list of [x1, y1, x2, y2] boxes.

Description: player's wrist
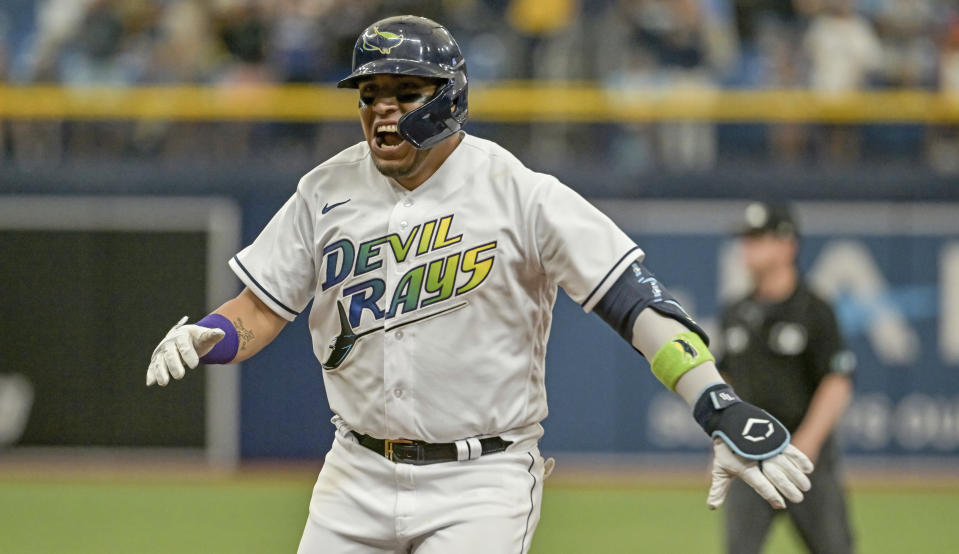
[[674, 363, 724, 406], [694, 383, 790, 460], [196, 313, 238, 364]]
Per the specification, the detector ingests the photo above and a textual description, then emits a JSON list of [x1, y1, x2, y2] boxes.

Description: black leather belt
[[351, 431, 512, 465]]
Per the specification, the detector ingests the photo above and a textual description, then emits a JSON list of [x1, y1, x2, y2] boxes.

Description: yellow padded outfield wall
[[2, 84, 959, 122]]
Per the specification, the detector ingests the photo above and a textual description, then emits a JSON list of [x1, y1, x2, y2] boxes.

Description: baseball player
[[146, 16, 814, 553]]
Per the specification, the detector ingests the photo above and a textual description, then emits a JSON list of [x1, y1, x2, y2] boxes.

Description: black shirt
[[719, 282, 855, 433]]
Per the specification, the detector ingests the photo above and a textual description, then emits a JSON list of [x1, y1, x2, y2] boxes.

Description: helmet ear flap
[[398, 70, 469, 149], [450, 69, 468, 123]]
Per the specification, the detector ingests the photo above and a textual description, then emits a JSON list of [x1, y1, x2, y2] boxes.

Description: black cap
[[739, 201, 798, 238]]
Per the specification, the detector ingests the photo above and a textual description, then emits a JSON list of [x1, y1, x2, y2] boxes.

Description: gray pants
[[724, 455, 853, 554]]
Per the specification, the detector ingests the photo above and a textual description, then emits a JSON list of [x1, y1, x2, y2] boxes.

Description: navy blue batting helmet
[[337, 15, 468, 149]]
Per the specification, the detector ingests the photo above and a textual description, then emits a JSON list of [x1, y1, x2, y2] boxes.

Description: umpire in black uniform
[[719, 202, 856, 554]]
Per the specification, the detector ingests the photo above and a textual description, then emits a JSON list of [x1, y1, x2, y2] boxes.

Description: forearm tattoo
[[234, 318, 255, 351]]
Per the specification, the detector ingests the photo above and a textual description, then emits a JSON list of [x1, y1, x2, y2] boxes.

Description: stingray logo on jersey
[[322, 215, 497, 330]]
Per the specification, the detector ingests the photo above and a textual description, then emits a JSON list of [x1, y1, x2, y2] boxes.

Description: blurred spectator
[[764, 26, 809, 164], [508, 0, 576, 36], [802, 0, 882, 162], [18, 0, 90, 82], [803, 0, 882, 93], [940, 12, 959, 91], [146, 0, 218, 84], [0, 10, 9, 80], [506, 0, 580, 79], [503, 0, 586, 165], [269, 0, 331, 83], [215, 3, 275, 85], [732, 0, 812, 47], [927, 12, 959, 173], [598, 0, 731, 171], [63, 2, 161, 158], [0, 10, 9, 159], [206, 4, 276, 161], [133, 1, 217, 160], [872, 0, 937, 87], [726, 0, 816, 87], [443, 1, 516, 82], [59, 0, 155, 86], [701, 0, 739, 77], [5, 0, 83, 167], [598, 0, 725, 81]]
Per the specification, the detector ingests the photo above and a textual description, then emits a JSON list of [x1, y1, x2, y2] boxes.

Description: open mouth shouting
[[369, 120, 415, 162]]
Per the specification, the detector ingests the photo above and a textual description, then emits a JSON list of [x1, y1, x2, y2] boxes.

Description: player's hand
[[707, 441, 813, 510], [146, 316, 225, 387], [692, 384, 814, 509]]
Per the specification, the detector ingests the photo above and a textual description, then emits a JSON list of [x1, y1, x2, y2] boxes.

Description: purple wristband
[[196, 313, 239, 364]]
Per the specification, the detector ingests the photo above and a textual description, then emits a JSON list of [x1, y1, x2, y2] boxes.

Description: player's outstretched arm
[[631, 309, 814, 510], [146, 287, 287, 386], [589, 260, 812, 508]]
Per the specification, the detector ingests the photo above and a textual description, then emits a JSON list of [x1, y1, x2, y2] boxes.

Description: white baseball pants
[[297, 428, 546, 554]]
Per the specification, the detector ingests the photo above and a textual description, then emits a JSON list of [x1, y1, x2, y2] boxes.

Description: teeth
[[377, 124, 398, 133]]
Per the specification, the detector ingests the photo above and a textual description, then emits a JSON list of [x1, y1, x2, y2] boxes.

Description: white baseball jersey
[[229, 133, 642, 444]]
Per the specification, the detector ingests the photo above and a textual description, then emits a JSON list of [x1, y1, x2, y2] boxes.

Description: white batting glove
[[147, 316, 225, 387], [707, 441, 813, 510], [691, 383, 814, 510]]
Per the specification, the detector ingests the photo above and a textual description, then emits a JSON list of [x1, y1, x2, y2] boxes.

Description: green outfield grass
[[0, 475, 956, 553]]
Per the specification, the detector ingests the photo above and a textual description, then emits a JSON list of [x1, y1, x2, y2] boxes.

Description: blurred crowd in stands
[[1, 0, 959, 172]]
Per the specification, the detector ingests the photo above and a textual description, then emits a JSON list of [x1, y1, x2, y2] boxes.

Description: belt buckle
[[384, 439, 414, 462]]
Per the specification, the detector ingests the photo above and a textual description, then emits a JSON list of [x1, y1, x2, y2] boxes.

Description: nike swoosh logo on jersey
[[322, 199, 351, 214]]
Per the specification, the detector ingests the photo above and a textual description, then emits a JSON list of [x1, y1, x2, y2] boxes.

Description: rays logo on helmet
[[361, 26, 405, 54]]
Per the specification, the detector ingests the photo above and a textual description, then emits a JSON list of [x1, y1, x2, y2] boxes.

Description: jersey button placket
[[384, 195, 416, 438], [385, 325, 413, 433], [393, 196, 415, 275]]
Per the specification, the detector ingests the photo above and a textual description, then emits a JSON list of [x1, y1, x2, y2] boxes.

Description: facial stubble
[[371, 145, 432, 181]]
